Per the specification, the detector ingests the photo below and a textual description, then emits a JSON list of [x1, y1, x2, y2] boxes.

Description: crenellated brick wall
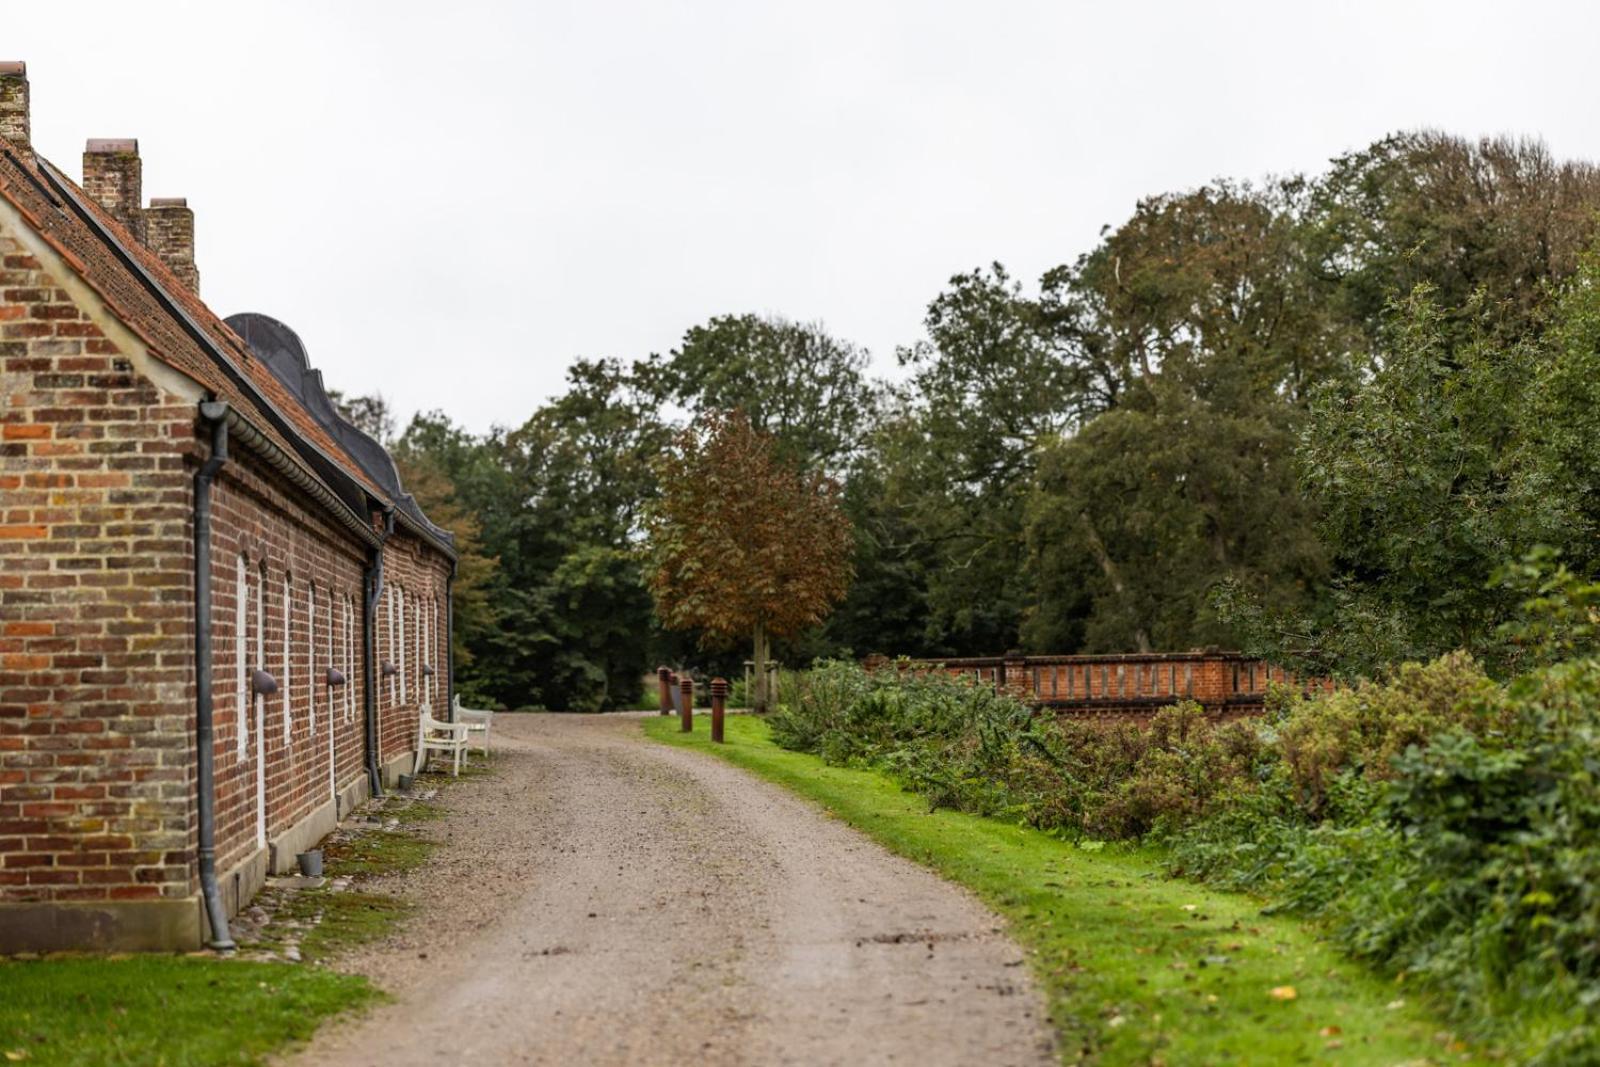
[[870, 651, 1334, 721]]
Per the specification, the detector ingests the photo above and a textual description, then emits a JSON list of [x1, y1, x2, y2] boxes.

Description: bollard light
[[679, 674, 694, 733]]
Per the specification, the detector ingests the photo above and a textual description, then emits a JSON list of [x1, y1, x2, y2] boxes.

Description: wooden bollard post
[[679, 675, 694, 733], [656, 666, 672, 716], [710, 677, 727, 743]]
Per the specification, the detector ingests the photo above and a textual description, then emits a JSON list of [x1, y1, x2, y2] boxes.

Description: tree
[[644, 314, 874, 472], [388, 447, 499, 693], [394, 360, 669, 711], [328, 390, 397, 445], [1268, 265, 1600, 677], [646, 411, 853, 711]]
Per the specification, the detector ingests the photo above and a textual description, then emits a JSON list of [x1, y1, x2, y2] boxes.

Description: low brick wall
[[866, 652, 1333, 719]]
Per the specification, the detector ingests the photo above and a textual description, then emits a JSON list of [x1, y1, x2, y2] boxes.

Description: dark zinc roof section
[[226, 312, 456, 555]]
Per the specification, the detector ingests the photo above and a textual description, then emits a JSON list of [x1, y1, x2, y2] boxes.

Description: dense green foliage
[[379, 131, 1600, 706], [767, 647, 1600, 1062]]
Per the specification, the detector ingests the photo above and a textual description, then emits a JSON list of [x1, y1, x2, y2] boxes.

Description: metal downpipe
[[444, 561, 456, 721], [193, 401, 236, 951], [362, 509, 395, 796]]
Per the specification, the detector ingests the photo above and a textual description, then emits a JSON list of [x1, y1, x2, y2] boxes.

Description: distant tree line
[[364, 131, 1600, 710]]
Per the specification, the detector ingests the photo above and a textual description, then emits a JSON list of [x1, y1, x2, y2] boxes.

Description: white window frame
[[281, 574, 292, 744], [343, 594, 354, 724], [399, 586, 409, 704], [307, 583, 317, 736], [235, 554, 248, 758], [254, 562, 266, 847]]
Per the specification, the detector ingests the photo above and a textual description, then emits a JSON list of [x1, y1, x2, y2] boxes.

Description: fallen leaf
[[1269, 986, 1298, 1001], [5, 1052, 30, 1063], [1386, 999, 1406, 1010], [1107, 1015, 1126, 1028], [1320, 1025, 1343, 1037]]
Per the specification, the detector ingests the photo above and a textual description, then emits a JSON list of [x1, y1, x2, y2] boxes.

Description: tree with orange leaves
[[646, 410, 853, 712]]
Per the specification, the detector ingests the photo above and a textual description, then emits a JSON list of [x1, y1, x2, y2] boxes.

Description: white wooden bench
[[414, 705, 469, 777], [452, 694, 494, 760]]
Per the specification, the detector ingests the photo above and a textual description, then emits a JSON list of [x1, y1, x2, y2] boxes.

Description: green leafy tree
[[645, 314, 874, 471]]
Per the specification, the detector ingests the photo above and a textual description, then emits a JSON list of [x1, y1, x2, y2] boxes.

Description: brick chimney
[[83, 138, 145, 242], [0, 62, 28, 150], [146, 198, 199, 294]]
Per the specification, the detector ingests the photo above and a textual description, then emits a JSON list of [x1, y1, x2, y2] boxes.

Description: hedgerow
[[768, 651, 1600, 1062]]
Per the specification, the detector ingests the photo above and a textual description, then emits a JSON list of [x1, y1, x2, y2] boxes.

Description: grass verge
[[0, 771, 479, 1065], [0, 956, 377, 1066], [645, 714, 1486, 1066]]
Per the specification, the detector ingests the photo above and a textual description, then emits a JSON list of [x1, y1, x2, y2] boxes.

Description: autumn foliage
[[646, 411, 852, 708]]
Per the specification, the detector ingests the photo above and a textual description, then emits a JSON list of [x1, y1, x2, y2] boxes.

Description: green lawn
[[0, 956, 376, 1066], [645, 714, 1486, 1066], [0, 784, 471, 1065]]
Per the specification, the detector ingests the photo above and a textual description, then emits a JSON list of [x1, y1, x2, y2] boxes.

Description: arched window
[[307, 582, 317, 736], [281, 573, 292, 745], [254, 561, 267, 847], [235, 553, 248, 758], [324, 584, 333, 731], [343, 594, 354, 724], [386, 585, 397, 707], [398, 586, 408, 704]]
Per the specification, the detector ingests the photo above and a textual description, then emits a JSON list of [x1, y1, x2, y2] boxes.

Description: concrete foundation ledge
[[204, 845, 269, 944], [268, 797, 339, 875], [0, 898, 203, 953], [380, 749, 418, 788], [336, 770, 369, 819]]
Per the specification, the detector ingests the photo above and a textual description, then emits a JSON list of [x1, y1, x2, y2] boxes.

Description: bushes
[[771, 653, 1600, 1061]]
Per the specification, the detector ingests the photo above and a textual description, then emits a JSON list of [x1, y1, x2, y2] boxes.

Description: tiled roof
[[0, 141, 453, 556]]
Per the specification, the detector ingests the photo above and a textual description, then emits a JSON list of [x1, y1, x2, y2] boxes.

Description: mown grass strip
[[0, 778, 478, 1066], [645, 714, 1484, 1066], [0, 956, 377, 1066]]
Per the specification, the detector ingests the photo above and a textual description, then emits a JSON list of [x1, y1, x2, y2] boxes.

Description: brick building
[[0, 63, 457, 951]]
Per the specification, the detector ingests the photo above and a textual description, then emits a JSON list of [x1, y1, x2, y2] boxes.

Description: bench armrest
[[421, 719, 470, 741]]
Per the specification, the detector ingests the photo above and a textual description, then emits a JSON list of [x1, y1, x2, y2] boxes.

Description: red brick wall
[[0, 228, 194, 908], [374, 530, 451, 770], [203, 455, 369, 875], [1, 212, 453, 916]]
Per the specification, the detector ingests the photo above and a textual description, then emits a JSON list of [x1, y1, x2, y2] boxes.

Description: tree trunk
[[1077, 510, 1152, 653], [752, 619, 770, 714]]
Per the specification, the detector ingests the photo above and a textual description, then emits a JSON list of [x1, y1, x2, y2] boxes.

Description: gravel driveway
[[290, 713, 1055, 1067]]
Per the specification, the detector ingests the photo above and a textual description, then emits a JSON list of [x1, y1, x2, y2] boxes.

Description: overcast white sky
[[9, 1, 1600, 433]]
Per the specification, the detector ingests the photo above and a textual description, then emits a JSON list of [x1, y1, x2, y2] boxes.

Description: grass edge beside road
[[0, 770, 482, 1067], [644, 714, 1485, 1066]]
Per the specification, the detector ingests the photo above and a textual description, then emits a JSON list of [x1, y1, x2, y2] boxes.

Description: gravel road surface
[[289, 713, 1055, 1067]]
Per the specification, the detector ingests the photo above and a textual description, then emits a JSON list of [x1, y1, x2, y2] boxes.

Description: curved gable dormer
[[226, 311, 455, 554]]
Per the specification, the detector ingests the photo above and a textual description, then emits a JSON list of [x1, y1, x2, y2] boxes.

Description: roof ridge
[[0, 141, 454, 557]]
